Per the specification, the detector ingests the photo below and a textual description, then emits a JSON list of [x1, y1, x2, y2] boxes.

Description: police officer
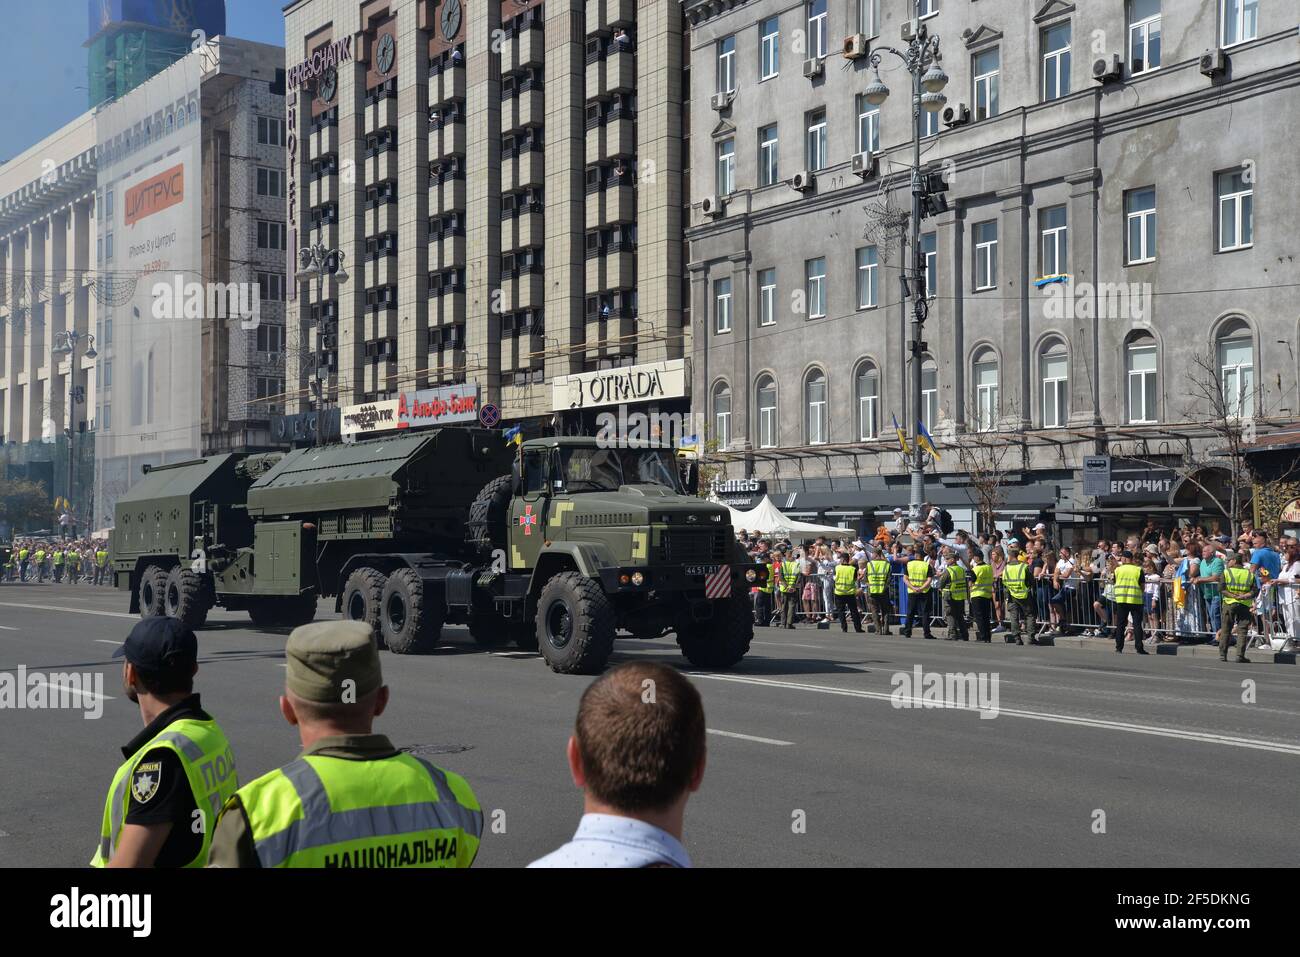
[[33, 544, 47, 582], [1218, 552, 1256, 663], [832, 551, 864, 634], [1111, 549, 1149, 655], [773, 550, 801, 629], [753, 550, 775, 627], [938, 546, 969, 641], [968, 550, 995, 643], [865, 547, 893, 635], [1002, 548, 1034, 645], [208, 621, 483, 868], [17, 542, 29, 581], [52, 546, 65, 583], [95, 543, 110, 585], [92, 617, 238, 868], [901, 549, 935, 639]]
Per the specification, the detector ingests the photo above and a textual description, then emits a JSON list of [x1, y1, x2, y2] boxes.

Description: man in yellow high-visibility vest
[[1002, 549, 1034, 645], [832, 551, 864, 634], [753, 546, 775, 628], [864, 547, 893, 635], [968, 550, 995, 642], [937, 546, 969, 641], [1111, 549, 1149, 655], [901, 550, 935, 640], [773, 550, 802, 629], [1218, 552, 1256, 663]]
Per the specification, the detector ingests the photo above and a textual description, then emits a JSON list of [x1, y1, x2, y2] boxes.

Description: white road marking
[[707, 728, 794, 746], [25, 678, 115, 701], [752, 640, 828, 650], [94, 640, 120, 645], [688, 672, 1300, 756], [0, 625, 18, 631], [0, 602, 135, 619]]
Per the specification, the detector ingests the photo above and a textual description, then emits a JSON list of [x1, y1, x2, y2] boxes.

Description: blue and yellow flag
[[503, 425, 524, 446], [916, 420, 941, 460], [891, 414, 910, 454]]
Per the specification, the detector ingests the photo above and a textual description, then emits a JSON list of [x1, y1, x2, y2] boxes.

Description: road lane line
[[752, 640, 830, 650], [707, 728, 794, 746], [688, 672, 1300, 756], [25, 678, 115, 701], [0, 602, 135, 619], [94, 640, 120, 645], [0, 625, 17, 631]]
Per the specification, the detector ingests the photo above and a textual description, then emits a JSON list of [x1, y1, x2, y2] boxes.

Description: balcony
[[434, 64, 465, 104], [433, 232, 465, 269], [606, 48, 635, 93], [366, 149, 397, 185], [428, 293, 465, 327], [309, 174, 339, 209], [587, 0, 636, 35], [587, 182, 635, 230], [310, 123, 338, 158], [513, 274, 544, 312], [428, 121, 466, 161], [506, 209, 544, 249], [364, 95, 398, 135], [506, 87, 544, 132], [504, 149, 544, 193], [429, 176, 467, 211], [510, 25, 544, 72], [367, 202, 398, 237]]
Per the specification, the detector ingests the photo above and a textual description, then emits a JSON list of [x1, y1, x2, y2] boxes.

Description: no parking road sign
[[479, 403, 501, 428]]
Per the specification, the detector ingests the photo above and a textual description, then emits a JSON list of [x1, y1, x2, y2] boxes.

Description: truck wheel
[[381, 569, 442, 655], [164, 567, 211, 629], [676, 593, 753, 669], [466, 475, 513, 556], [342, 567, 387, 649], [535, 572, 615, 674], [138, 565, 168, 618]]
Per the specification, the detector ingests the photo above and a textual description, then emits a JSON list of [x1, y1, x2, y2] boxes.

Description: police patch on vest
[[131, 762, 162, 804]]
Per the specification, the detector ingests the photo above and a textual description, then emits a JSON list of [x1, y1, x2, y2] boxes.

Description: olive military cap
[[284, 621, 383, 704]]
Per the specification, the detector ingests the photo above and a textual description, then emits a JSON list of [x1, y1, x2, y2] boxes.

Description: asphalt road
[[1, 580, 1298, 867]]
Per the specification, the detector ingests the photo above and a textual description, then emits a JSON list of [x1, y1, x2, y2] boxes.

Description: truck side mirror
[[683, 461, 699, 496], [511, 459, 522, 497]]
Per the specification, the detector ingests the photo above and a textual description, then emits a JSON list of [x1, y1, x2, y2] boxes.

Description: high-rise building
[[282, 0, 691, 438], [84, 0, 228, 108]]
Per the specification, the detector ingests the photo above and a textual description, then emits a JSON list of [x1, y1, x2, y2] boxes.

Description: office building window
[[1125, 188, 1157, 263], [856, 361, 879, 440], [973, 352, 999, 432], [806, 109, 828, 171], [1126, 339, 1158, 423], [1041, 22, 1071, 101], [1217, 323, 1254, 418], [758, 124, 779, 186], [757, 376, 778, 449], [974, 221, 998, 290], [808, 0, 828, 59], [921, 232, 937, 297], [1217, 169, 1253, 251], [856, 95, 880, 154], [1040, 206, 1068, 276], [760, 16, 780, 80], [1220, 0, 1259, 47], [758, 268, 777, 326], [1129, 0, 1162, 73], [1040, 345, 1069, 428], [973, 48, 1000, 121], [805, 257, 826, 318], [713, 382, 732, 449], [717, 35, 736, 94], [921, 358, 938, 430], [715, 277, 733, 333], [716, 138, 735, 195], [856, 246, 878, 308], [805, 368, 828, 444]]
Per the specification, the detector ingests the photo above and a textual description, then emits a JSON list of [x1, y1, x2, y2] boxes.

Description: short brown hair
[[574, 662, 705, 813]]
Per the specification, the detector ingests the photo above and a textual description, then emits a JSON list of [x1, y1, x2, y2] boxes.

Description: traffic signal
[[918, 169, 950, 219]]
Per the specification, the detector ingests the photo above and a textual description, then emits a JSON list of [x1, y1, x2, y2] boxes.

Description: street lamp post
[[860, 7, 949, 523], [296, 243, 349, 446], [53, 330, 97, 539]]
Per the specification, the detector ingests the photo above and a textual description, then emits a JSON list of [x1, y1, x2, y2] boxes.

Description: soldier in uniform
[[832, 550, 864, 634], [208, 621, 483, 868], [937, 546, 970, 641], [864, 547, 893, 635]]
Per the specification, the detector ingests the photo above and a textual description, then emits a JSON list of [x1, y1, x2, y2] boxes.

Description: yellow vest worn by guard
[[970, 562, 994, 599], [1113, 563, 1143, 605], [906, 560, 932, 593], [866, 559, 890, 594], [758, 561, 775, 593], [1222, 566, 1254, 606], [233, 752, 482, 868], [777, 560, 800, 593], [833, 563, 858, 597], [91, 717, 237, 868], [1003, 562, 1030, 600], [945, 564, 969, 601], [97, 549, 109, 566]]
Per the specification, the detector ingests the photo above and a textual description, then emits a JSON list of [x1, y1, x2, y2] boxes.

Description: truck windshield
[[558, 447, 683, 493]]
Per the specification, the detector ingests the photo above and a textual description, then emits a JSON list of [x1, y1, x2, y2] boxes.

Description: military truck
[[113, 429, 765, 674]]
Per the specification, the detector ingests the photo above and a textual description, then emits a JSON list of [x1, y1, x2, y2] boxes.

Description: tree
[[941, 395, 1025, 535], [0, 479, 53, 534]]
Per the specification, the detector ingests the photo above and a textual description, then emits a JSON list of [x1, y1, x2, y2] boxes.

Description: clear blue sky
[[0, 1, 286, 163]]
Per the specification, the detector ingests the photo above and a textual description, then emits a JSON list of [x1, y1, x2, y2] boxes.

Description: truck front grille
[[659, 530, 726, 565]]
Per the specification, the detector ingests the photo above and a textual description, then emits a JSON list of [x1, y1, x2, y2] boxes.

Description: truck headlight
[[745, 569, 757, 582], [631, 571, 645, 586]]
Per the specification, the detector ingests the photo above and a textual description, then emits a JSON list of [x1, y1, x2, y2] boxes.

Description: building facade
[[684, 0, 1300, 535], [282, 0, 691, 438]]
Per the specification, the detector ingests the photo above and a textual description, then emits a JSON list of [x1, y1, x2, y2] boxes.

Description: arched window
[[855, 361, 878, 440], [757, 375, 778, 449], [1039, 339, 1069, 428], [1126, 333, 1158, 424], [712, 381, 731, 450], [1216, 319, 1254, 418], [973, 349, 999, 432], [805, 368, 828, 445], [920, 356, 938, 430]]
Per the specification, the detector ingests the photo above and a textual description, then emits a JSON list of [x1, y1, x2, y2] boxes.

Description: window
[[757, 376, 778, 449], [973, 48, 1000, 121], [808, 0, 828, 59], [856, 362, 878, 440], [1041, 23, 1071, 101], [102, 360, 112, 388], [758, 268, 777, 326], [256, 325, 286, 353], [717, 35, 736, 94], [716, 138, 735, 195], [257, 116, 286, 146], [921, 358, 938, 430], [1040, 346, 1069, 428], [105, 189, 114, 218], [1220, 0, 1259, 47], [760, 16, 780, 80], [713, 382, 732, 449], [1218, 327, 1254, 418], [805, 257, 827, 319], [805, 368, 828, 444], [922, 109, 941, 138], [1217, 169, 1253, 251], [1125, 188, 1156, 263], [974, 353, 999, 432], [758, 124, 779, 186], [1129, 0, 1162, 74], [1040, 206, 1068, 276], [1126, 341, 1158, 423], [257, 272, 286, 302], [105, 232, 114, 262], [256, 166, 285, 197], [856, 246, 878, 308], [974, 221, 998, 290], [856, 95, 880, 154], [918, 0, 937, 17], [921, 233, 937, 297], [858, 0, 879, 35], [257, 220, 287, 251], [806, 109, 827, 171], [714, 277, 733, 333], [256, 376, 285, 401], [101, 405, 111, 431]]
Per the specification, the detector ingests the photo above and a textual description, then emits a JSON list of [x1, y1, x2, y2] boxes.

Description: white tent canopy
[[721, 496, 851, 540]]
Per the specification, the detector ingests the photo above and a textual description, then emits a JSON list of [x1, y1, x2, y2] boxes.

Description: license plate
[[685, 564, 719, 577]]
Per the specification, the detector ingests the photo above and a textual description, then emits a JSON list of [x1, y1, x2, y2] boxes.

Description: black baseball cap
[[113, 617, 198, 672]]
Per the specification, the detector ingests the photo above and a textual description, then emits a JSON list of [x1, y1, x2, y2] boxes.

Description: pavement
[[1, 580, 1298, 867]]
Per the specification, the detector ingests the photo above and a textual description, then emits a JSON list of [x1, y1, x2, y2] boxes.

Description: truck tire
[[247, 594, 316, 628], [466, 475, 513, 556], [342, 567, 387, 649], [381, 569, 442, 655], [535, 572, 616, 675], [138, 565, 168, 619], [164, 567, 211, 629], [676, 593, 753, 669]]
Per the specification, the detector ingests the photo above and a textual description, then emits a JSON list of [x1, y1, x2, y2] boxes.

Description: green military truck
[[113, 429, 765, 674]]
